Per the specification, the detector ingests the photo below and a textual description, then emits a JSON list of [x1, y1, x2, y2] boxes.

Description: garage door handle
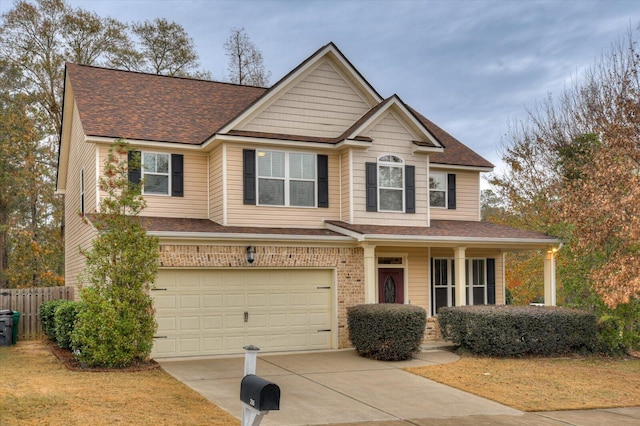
[[154, 336, 168, 339], [244, 311, 249, 322], [317, 329, 331, 332], [152, 288, 167, 291], [316, 286, 330, 289]]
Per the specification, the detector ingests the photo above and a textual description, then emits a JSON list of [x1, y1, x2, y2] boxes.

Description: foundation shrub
[[53, 300, 82, 350], [438, 305, 597, 356], [38, 299, 66, 340], [348, 304, 426, 361]]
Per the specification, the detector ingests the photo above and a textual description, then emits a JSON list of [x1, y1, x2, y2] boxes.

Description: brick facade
[[158, 244, 365, 348]]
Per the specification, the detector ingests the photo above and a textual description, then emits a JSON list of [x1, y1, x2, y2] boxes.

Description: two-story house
[[56, 43, 561, 359]]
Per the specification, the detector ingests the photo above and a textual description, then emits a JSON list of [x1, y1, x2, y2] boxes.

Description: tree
[[490, 28, 640, 350], [224, 27, 270, 86], [0, 0, 209, 287], [131, 18, 207, 78], [72, 140, 159, 367]]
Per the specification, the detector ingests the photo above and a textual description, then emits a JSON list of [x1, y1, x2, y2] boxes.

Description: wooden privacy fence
[[0, 286, 75, 341]]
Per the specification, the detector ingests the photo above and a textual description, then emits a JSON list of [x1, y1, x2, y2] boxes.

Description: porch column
[[544, 249, 557, 306], [363, 244, 377, 304], [454, 246, 466, 306]]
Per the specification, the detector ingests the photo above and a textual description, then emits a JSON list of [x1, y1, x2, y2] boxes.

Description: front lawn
[[0, 341, 238, 425], [407, 353, 640, 411]]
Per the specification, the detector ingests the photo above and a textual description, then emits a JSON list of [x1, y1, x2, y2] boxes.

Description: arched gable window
[[365, 154, 415, 214]]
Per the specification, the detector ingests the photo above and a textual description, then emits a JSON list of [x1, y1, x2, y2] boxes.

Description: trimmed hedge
[[38, 299, 67, 340], [438, 305, 597, 356], [348, 304, 426, 361], [54, 300, 81, 350]]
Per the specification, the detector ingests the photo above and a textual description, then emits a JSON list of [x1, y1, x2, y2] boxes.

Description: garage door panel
[[203, 294, 222, 308], [179, 316, 200, 331], [226, 293, 245, 307], [203, 316, 223, 330], [154, 294, 176, 309], [152, 269, 333, 358], [179, 295, 200, 309], [157, 317, 176, 331]]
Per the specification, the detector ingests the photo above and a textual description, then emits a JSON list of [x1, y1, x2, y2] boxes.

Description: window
[[466, 259, 487, 305], [142, 152, 170, 195], [431, 257, 495, 314], [80, 168, 85, 216], [432, 258, 455, 314], [429, 172, 446, 207], [257, 150, 316, 207], [378, 155, 404, 212]]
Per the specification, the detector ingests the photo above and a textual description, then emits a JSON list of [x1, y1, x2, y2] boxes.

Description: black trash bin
[[0, 309, 13, 346]]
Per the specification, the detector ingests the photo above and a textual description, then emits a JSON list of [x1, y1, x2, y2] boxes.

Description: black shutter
[[447, 173, 456, 209], [487, 258, 496, 305], [243, 149, 256, 205], [171, 154, 184, 197], [128, 150, 141, 185], [405, 165, 415, 213], [317, 154, 329, 208], [365, 162, 377, 212]]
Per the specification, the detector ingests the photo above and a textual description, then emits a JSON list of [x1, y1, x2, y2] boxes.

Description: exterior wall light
[[246, 246, 256, 264]]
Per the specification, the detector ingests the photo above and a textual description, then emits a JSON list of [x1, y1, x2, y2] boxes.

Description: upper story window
[[378, 155, 404, 212], [429, 172, 447, 207], [142, 152, 170, 195], [366, 155, 415, 214], [128, 150, 183, 197], [257, 150, 316, 207]]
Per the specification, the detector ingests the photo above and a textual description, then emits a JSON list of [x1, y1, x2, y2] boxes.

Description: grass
[[0, 340, 239, 426], [407, 352, 640, 411]]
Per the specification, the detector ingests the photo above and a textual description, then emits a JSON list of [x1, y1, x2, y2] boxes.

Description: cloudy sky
[[3, 0, 639, 178]]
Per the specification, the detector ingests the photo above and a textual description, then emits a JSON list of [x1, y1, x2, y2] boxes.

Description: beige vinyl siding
[[240, 60, 371, 138], [209, 144, 223, 223], [225, 144, 341, 228], [64, 102, 98, 290], [97, 146, 208, 219], [352, 112, 429, 226], [429, 169, 480, 221], [340, 152, 351, 222]]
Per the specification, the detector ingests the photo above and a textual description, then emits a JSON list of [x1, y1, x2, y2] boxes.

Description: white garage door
[[151, 269, 333, 358]]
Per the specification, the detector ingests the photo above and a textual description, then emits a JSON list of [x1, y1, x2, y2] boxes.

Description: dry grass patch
[[0, 341, 238, 426], [407, 353, 640, 411]]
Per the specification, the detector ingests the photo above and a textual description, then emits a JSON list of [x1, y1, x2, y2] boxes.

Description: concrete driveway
[[159, 348, 523, 425], [159, 348, 640, 425]]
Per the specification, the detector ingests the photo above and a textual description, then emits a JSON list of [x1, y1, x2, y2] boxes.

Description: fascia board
[[429, 164, 494, 172], [56, 73, 74, 193], [86, 136, 202, 151], [148, 231, 355, 243]]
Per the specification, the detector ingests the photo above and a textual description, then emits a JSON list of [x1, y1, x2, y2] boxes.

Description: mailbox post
[[240, 345, 280, 426]]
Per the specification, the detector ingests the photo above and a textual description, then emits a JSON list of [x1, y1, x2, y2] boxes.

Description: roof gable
[[218, 42, 383, 136]]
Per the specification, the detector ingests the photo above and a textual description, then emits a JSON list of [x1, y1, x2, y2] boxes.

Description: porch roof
[[324, 220, 561, 249]]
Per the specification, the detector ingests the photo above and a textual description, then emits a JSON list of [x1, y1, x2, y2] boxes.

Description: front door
[[378, 268, 404, 304]]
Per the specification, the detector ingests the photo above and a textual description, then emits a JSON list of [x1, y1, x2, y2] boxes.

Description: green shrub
[[438, 305, 597, 357], [596, 315, 627, 355], [39, 300, 66, 340], [72, 286, 156, 368], [348, 304, 426, 361], [54, 300, 81, 350]]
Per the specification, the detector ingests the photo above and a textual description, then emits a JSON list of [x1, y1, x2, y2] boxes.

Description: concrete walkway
[[159, 349, 640, 426]]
